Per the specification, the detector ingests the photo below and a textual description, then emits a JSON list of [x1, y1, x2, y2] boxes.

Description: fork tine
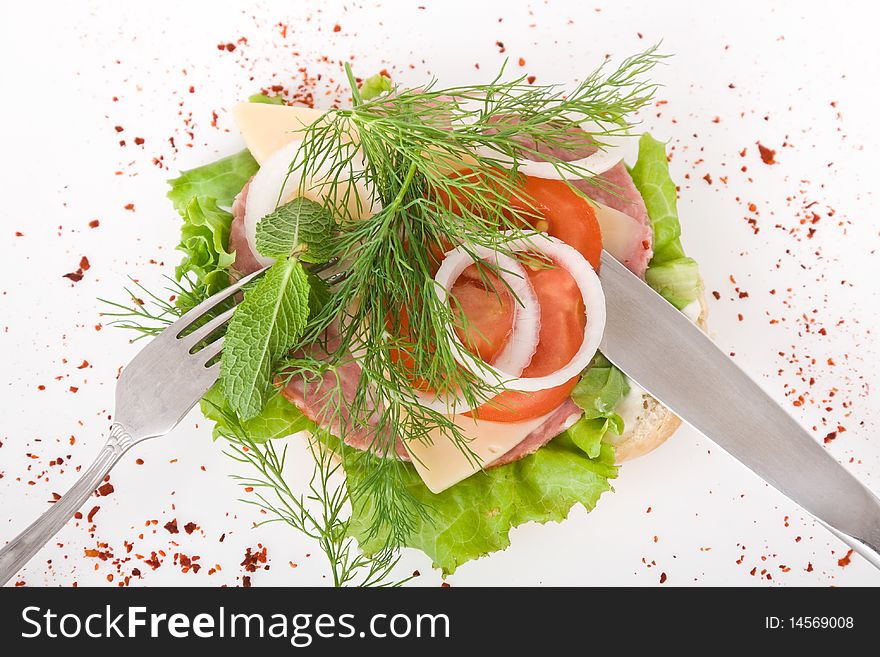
[[194, 336, 224, 367], [166, 266, 268, 339], [178, 306, 236, 351]]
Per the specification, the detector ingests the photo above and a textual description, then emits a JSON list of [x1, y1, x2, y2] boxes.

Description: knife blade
[[597, 249, 880, 569]]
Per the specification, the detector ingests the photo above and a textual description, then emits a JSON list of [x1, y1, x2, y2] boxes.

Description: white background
[[1, 0, 878, 587]]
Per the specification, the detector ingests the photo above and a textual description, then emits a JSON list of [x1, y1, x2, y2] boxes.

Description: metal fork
[[0, 267, 271, 586]]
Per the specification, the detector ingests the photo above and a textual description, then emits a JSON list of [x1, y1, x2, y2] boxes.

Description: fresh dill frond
[[216, 402, 411, 587]]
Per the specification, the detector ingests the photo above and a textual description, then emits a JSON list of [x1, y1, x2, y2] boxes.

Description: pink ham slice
[[228, 179, 265, 277]]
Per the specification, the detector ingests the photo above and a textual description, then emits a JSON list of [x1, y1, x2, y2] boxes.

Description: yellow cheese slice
[[404, 409, 577, 494], [232, 103, 326, 165], [593, 201, 643, 263]]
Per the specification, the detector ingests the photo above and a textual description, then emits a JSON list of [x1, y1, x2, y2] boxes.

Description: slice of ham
[[229, 178, 265, 277], [573, 162, 652, 277], [489, 398, 582, 468], [280, 324, 411, 460]]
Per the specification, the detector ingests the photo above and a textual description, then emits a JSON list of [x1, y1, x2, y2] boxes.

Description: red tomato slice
[[509, 176, 602, 270], [392, 174, 601, 422], [466, 264, 586, 422], [465, 176, 600, 422]]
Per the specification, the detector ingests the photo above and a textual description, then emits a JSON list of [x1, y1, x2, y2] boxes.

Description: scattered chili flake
[[242, 575, 252, 588], [241, 546, 268, 572], [703, 173, 713, 185], [15, 231, 24, 237], [838, 549, 853, 567], [518, 57, 526, 66], [134, 137, 144, 145], [659, 572, 667, 584], [527, 75, 536, 84], [88, 219, 100, 228], [183, 522, 199, 535], [124, 203, 135, 211], [164, 518, 179, 534], [757, 142, 777, 165], [823, 431, 837, 444], [333, 24, 341, 32], [135, 458, 144, 465], [86, 506, 100, 523], [63, 270, 84, 283], [77, 360, 90, 369]]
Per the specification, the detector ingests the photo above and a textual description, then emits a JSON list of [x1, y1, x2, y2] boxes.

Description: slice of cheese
[[592, 201, 643, 263], [233, 103, 326, 165], [404, 411, 561, 494]]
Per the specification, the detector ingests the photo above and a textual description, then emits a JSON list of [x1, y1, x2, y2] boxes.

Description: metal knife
[[597, 250, 880, 569]]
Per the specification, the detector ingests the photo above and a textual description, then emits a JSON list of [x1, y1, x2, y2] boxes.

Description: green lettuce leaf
[[167, 149, 259, 213], [201, 384, 315, 443], [175, 197, 236, 295], [360, 73, 392, 100], [348, 433, 617, 575], [247, 93, 287, 105], [220, 259, 312, 419], [630, 133, 702, 309]]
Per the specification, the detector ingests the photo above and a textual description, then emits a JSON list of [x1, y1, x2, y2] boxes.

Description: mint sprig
[[220, 259, 311, 419], [255, 197, 335, 263]]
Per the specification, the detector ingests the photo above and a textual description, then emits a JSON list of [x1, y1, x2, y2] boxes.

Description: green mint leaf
[[220, 259, 311, 419], [255, 197, 335, 263], [360, 73, 392, 100]]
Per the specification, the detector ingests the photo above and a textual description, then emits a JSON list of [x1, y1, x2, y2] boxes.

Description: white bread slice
[[604, 288, 709, 463]]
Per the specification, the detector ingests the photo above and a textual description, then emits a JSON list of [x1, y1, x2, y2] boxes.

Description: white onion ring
[[436, 232, 605, 393], [473, 120, 629, 179], [412, 247, 539, 414], [244, 139, 373, 267]]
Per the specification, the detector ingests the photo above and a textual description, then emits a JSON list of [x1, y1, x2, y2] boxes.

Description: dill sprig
[[276, 46, 664, 550], [215, 402, 411, 587]]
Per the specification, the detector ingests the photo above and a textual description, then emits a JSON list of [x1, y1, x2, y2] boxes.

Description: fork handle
[[0, 423, 135, 586]]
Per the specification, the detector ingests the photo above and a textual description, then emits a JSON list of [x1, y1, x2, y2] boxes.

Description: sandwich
[[150, 49, 706, 579]]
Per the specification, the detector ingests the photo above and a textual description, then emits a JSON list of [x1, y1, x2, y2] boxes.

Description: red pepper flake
[[135, 458, 144, 465], [838, 549, 853, 567], [527, 75, 536, 84], [63, 270, 84, 283], [86, 505, 100, 523], [823, 431, 837, 444], [702, 173, 713, 185], [495, 41, 505, 53], [242, 575, 252, 588], [77, 360, 90, 369], [183, 522, 199, 535], [164, 518, 179, 534], [79, 256, 90, 271], [806, 562, 813, 572], [69, 386, 79, 393], [659, 572, 667, 584], [15, 231, 24, 237], [15, 581, 25, 587], [518, 57, 526, 66], [96, 482, 114, 496], [217, 42, 236, 52], [440, 582, 451, 588], [757, 142, 777, 165], [144, 552, 162, 570], [241, 546, 268, 572], [37, 385, 46, 391], [124, 203, 135, 211], [88, 219, 100, 228], [333, 24, 341, 32]]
